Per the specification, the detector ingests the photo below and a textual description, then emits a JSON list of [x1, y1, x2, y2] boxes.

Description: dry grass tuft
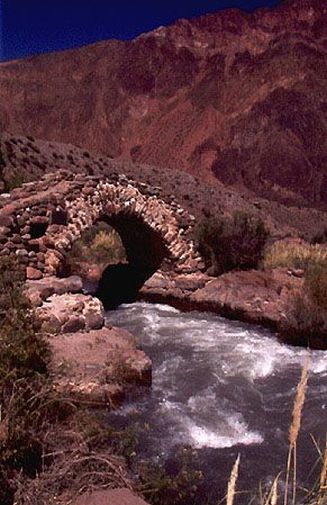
[[317, 438, 327, 505], [263, 474, 280, 505], [263, 240, 327, 272], [90, 229, 126, 262], [12, 417, 134, 505]]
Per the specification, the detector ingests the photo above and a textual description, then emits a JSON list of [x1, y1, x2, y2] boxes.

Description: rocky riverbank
[[23, 275, 153, 504], [25, 275, 152, 407], [138, 267, 325, 347], [50, 264, 324, 349]]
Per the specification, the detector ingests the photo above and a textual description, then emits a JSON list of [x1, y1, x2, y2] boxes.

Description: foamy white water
[[106, 302, 327, 502]]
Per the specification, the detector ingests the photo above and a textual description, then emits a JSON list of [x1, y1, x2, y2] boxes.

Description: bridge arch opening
[[97, 213, 170, 309], [62, 213, 171, 309]]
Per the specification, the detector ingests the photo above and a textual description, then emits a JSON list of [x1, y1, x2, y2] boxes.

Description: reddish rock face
[[140, 268, 305, 336], [0, 0, 327, 207], [72, 488, 150, 505]]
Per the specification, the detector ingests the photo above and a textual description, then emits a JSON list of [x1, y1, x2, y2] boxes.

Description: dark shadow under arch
[[95, 213, 170, 309]]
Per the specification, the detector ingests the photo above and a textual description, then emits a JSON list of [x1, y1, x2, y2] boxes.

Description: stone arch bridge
[[0, 170, 203, 302]]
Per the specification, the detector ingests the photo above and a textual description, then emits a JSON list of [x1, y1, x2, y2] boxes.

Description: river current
[[106, 302, 327, 504]]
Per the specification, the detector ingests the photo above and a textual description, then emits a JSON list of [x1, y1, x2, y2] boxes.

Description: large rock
[[191, 268, 302, 328], [35, 293, 104, 334], [26, 266, 43, 280], [51, 327, 152, 406], [140, 271, 210, 307], [73, 488, 150, 505], [140, 268, 303, 330], [25, 275, 83, 306]]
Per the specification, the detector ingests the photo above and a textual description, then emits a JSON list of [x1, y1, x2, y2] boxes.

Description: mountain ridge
[[0, 0, 326, 207]]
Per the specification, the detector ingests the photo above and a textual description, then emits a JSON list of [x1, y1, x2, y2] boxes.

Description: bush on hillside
[[310, 226, 327, 244], [194, 211, 269, 275]]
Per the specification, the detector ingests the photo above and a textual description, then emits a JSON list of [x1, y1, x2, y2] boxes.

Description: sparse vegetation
[[262, 239, 327, 347], [194, 211, 269, 275], [66, 222, 126, 276], [264, 240, 327, 272], [279, 292, 325, 348], [309, 225, 327, 245], [138, 447, 203, 505], [277, 261, 327, 348], [0, 257, 138, 504], [305, 264, 327, 312], [0, 256, 52, 504], [0, 147, 5, 172]]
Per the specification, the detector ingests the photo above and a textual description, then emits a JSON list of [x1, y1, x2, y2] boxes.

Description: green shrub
[[194, 211, 269, 275], [0, 257, 50, 381], [305, 264, 327, 310], [0, 147, 5, 171], [139, 447, 202, 505], [279, 264, 327, 348], [279, 293, 325, 347], [310, 226, 327, 244]]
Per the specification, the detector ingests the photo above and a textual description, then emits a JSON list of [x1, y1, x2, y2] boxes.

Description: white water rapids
[[106, 302, 327, 503]]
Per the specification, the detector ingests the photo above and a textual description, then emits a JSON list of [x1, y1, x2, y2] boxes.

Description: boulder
[[140, 271, 211, 308], [51, 327, 152, 406], [0, 213, 13, 228], [73, 488, 150, 505], [35, 293, 104, 334], [140, 268, 303, 330], [174, 272, 211, 291], [191, 268, 302, 328], [25, 275, 83, 305]]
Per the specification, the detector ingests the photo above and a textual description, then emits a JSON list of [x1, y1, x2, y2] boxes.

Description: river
[[106, 302, 327, 504]]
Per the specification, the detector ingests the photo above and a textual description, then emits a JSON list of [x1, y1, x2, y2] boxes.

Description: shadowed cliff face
[[0, 0, 327, 205]]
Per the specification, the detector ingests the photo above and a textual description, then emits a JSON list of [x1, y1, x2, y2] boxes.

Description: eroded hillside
[[0, 0, 326, 206]]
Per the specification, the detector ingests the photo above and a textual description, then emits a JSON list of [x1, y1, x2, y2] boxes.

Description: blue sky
[[0, 0, 283, 61]]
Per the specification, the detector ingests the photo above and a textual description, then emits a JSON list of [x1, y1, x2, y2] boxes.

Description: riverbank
[[139, 267, 325, 347], [17, 274, 153, 505], [70, 261, 326, 349]]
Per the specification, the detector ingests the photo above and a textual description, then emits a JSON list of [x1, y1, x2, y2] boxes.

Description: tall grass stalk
[[318, 438, 327, 505], [284, 355, 310, 505], [263, 241, 327, 272], [263, 474, 280, 505], [226, 453, 240, 505]]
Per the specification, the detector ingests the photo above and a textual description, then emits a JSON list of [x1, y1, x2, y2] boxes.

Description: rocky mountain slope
[[0, 0, 327, 207], [2, 131, 327, 240]]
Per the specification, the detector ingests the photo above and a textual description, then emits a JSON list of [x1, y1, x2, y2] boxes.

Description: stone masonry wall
[[0, 170, 203, 279]]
